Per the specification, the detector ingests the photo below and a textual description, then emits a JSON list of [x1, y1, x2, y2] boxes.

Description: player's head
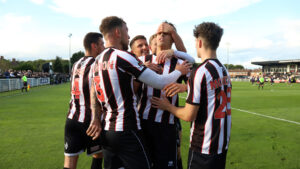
[[83, 32, 104, 56], [193, 22, 223, 58], [130, 35, 149, 57], [99, 16, 129, 51], [149, 34, 157, 55], [156, 21, 176, 49]]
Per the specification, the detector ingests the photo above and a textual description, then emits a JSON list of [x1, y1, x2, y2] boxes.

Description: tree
[[53, 56, 63, 73], [32, 59, 47, 72], [224, 64, 244, 70], [71, 51, 84, 67], [15, 62, 34, 71], [61, 59, 70, 74]]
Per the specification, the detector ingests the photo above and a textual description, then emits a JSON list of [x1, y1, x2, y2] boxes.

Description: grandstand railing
[[0, 78, 50, 92]]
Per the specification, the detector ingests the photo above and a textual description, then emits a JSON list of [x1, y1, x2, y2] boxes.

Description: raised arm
[[138, 61, 191, 89]]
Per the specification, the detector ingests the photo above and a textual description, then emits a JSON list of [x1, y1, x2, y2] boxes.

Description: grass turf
[[0, 82, 299, 169]]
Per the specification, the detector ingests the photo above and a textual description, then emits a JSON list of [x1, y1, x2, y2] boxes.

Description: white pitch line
[[232, 108, 300, 125], [178, 96, 300, 125]]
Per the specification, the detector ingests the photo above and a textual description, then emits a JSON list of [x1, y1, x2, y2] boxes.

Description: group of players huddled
[[63, 16, 232, 169]]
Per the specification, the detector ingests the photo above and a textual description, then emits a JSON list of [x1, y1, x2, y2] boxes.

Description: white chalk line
[[179, 96, 300, 125]]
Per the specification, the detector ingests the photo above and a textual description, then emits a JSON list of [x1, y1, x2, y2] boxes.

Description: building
[[251, 59, 300, 77]]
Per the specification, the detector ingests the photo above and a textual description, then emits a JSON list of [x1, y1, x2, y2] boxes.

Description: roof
[[252, 59, 300, 66]]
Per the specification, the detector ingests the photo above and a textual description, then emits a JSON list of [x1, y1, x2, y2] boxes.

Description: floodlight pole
[[226, 42, 230, 70], [68, 33, 72, 75]]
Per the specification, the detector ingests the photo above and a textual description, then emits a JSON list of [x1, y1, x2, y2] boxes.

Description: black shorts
[[141, 120, 178, 169], [101, 130, 151, 169], [23, 82, 27, 87], [175, 119, 182, 147], [187, 149, 227, 169], [64, 118, 102, 156]]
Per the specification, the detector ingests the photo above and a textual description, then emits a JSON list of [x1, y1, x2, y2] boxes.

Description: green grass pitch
[[0, 82, 299, 169]]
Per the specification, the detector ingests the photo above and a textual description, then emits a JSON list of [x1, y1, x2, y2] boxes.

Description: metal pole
[[68, 33, 72, 75], [226, 42, 230, 69]]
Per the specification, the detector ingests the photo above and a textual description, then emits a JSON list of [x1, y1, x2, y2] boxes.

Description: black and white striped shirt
[[186, 59, 232, 155], [68, 56, 95, 124], [92, 48, 146, 131], [138, 55, 187, 124]]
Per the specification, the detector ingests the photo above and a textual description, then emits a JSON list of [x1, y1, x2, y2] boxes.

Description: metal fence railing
[[0, 78, 50, 92]]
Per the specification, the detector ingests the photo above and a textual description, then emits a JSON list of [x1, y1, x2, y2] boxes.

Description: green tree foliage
[[53, 56, 63, 73], [71, 51, 84, 67], [15, 62, 34, 71], [224, 64, 245, 70], [61, 60, 70, 74], [32, 59, 48, 72], [0, 58, 11, 71]]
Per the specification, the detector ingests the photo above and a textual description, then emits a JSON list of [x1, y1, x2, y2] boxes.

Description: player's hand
[[151, 95, 171, 110], [145, 61, 163, 74], [175, 61, 192, 75], [86, 118, 102, 140], [156, 22, 175, 35], [163, 83, 187, 97], [156, 49, 174, 64]]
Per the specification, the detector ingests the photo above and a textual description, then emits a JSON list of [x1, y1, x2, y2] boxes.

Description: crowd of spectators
[[0, 69, 51, 79]]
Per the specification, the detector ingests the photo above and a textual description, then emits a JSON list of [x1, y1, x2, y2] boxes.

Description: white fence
[[0, 78, 50, 92]]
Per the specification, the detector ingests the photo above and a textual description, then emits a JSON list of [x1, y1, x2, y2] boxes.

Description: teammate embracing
[[151, 22, 232, 169]]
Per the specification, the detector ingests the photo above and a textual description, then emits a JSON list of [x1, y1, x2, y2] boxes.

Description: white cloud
[[278, 19, 300, 48], [0, 13, 74, 61], [30, 0, 44, 5], [1, 0, 7, 3], [49, 0, 261, 24]]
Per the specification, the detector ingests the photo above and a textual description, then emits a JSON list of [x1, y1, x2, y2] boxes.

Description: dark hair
[[83, 32, 103, 52], [149, 34, 157, 45], [129, 35, 147, 48], [193, 22, 223, 50], [164, 21, 177, 32], [99, 16, 126, 36]]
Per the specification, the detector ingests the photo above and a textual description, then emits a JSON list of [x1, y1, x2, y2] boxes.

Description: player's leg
[[187, 148, 228, 169], [85, 122, 104, 169], [117, 130, 151, 169], [24, 82, 27, 92], [91, 153, 103, 169], [176, 119, 183, 169], [64, 119, 85, 169], [152, 123, 177, 169], [64, 155, 79, 169]]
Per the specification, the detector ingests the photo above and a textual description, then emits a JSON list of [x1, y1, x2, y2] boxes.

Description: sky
[[0, 0, 299, 69]]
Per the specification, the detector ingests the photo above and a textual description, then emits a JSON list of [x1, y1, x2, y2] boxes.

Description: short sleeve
[[186, 67, 205, 105], [117, 52, 147, 78]]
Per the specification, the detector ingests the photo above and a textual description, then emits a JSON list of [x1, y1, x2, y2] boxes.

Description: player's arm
[[156, 49, 195, 64], [171, 29, 186, 53], [86, 81, 102, 140], [133, 80, 141, 94], [174, 50, 195, 63], [119, 53, 190, 90], [163, 83, 187, 97], [151, 95, 199, 122], [157, 22, 186, 52], [138, 61, 191, 89]]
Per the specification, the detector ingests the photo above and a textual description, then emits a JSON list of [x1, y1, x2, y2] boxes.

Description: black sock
[[63, 168, 70, 169], [91, 158, 103, 169], [177, 158, 183, 169]]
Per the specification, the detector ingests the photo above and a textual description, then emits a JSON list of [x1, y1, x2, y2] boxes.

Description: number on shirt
[[93, 76, 105, 102], [72, 78, 80, 99], [214, 87, 232, 119]]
